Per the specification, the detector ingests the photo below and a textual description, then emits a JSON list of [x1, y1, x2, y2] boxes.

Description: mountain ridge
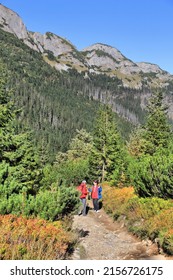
[[0, 3, 173, 89]]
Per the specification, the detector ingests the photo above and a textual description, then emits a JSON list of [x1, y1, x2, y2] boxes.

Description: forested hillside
[[0, 28, 137, 161], [0, 29, 94, 160]]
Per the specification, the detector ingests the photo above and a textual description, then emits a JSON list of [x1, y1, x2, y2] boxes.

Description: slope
[[0, 28, 99, 160], [0, 28, 135, 161]]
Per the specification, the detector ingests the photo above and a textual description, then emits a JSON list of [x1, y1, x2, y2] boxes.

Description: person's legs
[[93, 199, 99, 211], [78, 199, 83, 215], [95, 199, 99, 211], [81, 198, 87, 216], [92, 199, 96, 210]]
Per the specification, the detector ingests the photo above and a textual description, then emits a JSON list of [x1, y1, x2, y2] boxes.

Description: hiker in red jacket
[[91, 180, 99, 212], [77, 180, 88, 216]]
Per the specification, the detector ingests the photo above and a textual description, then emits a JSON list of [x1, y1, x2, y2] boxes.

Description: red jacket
[[77, 183, 88, 198], [91, 185, 98, 199]]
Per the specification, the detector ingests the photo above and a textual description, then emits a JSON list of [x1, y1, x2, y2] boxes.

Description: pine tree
[[89, 106, 125, 183]]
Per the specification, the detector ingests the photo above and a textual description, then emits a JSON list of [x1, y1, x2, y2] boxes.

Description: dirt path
[[71, 203, 172, 260]]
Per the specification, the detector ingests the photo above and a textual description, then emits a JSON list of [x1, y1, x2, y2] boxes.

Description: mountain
[[1, 4, 173, 161], [1, 3, 173, 90]]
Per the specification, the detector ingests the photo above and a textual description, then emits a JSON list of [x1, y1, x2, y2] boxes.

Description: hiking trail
[[71, 202, 172, 260]]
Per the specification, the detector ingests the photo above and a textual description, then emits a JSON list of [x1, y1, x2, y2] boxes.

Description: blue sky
[[1, 0, 173, 74]]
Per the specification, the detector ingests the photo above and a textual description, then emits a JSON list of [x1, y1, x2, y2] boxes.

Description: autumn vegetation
[[103, 186, 173, 255], [0, 215, 76, 259]]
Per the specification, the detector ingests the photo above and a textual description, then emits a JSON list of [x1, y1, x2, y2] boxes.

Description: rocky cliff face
[[0, 3, 173, 90], [28, 31, 88, 71], [0, 4, 28, 39]]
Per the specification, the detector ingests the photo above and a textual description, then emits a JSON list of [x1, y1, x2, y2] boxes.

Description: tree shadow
[[86, 205, 90, 214], [78, 229, 90, 237]]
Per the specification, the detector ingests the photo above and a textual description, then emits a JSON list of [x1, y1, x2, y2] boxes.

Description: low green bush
[[34, 186, 79, 220], [0, 185, 79, 221]]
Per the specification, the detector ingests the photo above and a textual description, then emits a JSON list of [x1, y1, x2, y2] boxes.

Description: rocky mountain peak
[[82, 43, 125, 61], [0, 3, 173, 89]]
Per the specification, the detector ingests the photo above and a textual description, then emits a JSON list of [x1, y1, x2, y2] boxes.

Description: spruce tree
[[89, 106, 126, 183], [0, 62, 42, 206], [129, 90, 173, 198], [54, 129, 93, 185], [143, 90, 171, 155]]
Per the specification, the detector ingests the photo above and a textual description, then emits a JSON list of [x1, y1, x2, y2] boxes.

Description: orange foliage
[[0, 215, 75, 260], [103, 186, 136, 216], [146, 207, 173, 235]]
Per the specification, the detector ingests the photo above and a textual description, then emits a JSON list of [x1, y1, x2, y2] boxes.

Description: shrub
[[0, 185, 80, 221], [131, 150, 173, 199], [103, 186, 136, 219], [145, 207, 173, 240], [103, 185, 173, 254], [162, 230, 173, 255], [56, 159, 89, 186], [0, 214, 76, 260], [126, 197, 172, 222], [34, 186, 79, 220], [126, 197, 173, 238], [0, 193, 34, 216]]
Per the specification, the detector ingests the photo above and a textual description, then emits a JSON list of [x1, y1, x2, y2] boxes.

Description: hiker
[[90, 180, 100, 212], [77, 180, 88, 216]]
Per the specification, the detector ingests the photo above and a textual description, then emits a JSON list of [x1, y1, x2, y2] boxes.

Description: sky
[[1, 0, 173, 74]]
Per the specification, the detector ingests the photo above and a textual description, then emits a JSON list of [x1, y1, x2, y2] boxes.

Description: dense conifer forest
[[0, 28, 142, 161]]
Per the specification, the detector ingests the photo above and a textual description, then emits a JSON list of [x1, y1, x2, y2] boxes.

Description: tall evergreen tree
[[128, 90, 173, 198], [0, 62, 42, 203], [143, 90, 171, 155], [89, 106, 126, 183], [54, 129, 93, 185]]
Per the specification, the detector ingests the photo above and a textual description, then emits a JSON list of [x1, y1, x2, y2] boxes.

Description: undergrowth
[[0, 214, 76, 260], [103, 185, 173, 255]]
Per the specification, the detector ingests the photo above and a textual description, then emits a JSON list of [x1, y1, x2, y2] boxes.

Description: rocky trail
[[71, 202, 172, 260]]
